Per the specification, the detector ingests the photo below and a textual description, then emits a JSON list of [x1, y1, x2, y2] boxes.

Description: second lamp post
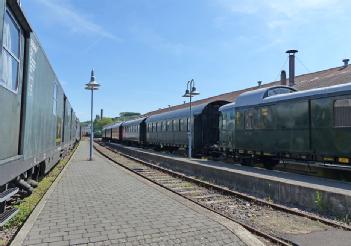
[[182, 79, 200, 159], [85, 69, 100, 161]]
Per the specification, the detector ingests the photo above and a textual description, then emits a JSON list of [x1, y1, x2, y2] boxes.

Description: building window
[[0, 9, 21, 92], [334, 99, 351, 127]]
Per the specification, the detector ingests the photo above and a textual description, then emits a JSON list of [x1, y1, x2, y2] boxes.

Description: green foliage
[[115, 112, 141, 122], [94, 117, 114, 133], [119, 112, 141, 117], [314, 191, 325, 211]]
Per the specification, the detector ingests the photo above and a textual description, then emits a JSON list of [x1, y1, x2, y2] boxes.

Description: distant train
[[103, 83, 351, 168], [0, 1, 80, 224]]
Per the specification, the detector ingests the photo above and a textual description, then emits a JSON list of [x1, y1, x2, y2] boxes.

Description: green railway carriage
[[219, 83, 351, 166], [122, 118, 146, 144], [145, 101, 228, 155], [219, 102, 236, 152]]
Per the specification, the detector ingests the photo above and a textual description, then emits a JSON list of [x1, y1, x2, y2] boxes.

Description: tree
[[93, 117, 114, 136], [119, 112, 140, 117]]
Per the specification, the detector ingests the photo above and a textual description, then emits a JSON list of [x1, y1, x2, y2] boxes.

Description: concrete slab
[[108, 143, 351, 219], [11, 141, 262, 246]]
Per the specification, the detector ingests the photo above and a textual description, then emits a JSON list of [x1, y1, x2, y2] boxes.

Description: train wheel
[[262, 158, 279, 170], [240, 157, 253, 166]]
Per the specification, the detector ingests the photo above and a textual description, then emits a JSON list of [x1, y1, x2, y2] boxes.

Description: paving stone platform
[[13, 141, 258, 246]]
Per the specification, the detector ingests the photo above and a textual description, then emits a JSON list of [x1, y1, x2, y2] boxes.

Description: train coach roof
[[263, 81, 351, 104], [103, 121, 123, 130], [219, 102, 236, 111], [123, 117, 146, 127], [234, 86, 296, 107], [145, 103, 208, 123]]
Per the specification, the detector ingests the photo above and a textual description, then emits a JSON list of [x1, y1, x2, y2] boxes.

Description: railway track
[[94, 141, 351, 246]]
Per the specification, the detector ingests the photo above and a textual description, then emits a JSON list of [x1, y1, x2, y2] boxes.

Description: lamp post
[[182, 79, 200, 158], [85, 69, 100, 161]]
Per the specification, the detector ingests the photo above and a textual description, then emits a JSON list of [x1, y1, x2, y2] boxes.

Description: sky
[[21, 0, 351, 121]]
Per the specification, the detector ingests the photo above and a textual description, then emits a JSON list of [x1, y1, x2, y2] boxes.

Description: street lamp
[[182, 79, 199, 158], [85, 69, 100, 161]]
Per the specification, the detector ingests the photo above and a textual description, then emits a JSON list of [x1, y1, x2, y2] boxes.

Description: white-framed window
[[0, 8, 21, 93]]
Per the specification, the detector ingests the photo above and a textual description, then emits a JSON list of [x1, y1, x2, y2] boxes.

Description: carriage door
[[0, 7, 24, 160]]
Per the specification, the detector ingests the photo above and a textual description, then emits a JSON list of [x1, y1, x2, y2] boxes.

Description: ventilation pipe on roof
[[286, 49, 298, 87], [343, 59, 349, 67], [280, 70, 287, 86], [257, 81, 262, 87]]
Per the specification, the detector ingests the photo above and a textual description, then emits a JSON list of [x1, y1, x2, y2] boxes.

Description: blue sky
[[21, 0, 351, 121]]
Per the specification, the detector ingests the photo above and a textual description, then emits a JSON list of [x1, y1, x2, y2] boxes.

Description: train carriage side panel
[[219, 103, 236, 152], [0, 3, 26, 161], [311, 95, 351, 162], [21, 33, 64, 172]]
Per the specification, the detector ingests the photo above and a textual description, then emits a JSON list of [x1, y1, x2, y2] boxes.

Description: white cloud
[[32, 0, 120, 41]]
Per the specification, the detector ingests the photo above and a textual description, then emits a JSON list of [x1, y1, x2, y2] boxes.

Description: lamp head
[[85, 69, 100, 90], [190, 86, 200, 95], [182, 89, 190, 97]]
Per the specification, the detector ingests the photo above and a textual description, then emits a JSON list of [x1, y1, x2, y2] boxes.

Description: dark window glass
[[334, 99, 351, 127], [244, 110, 255, 129], [167, 121, 171, 131]]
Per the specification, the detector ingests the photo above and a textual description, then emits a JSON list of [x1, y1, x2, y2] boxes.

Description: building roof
[[143, 63, 351, 117]]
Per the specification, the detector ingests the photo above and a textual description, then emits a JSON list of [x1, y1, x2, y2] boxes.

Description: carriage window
[[221, 112, 227, 129], [173, 119, 179, 132], [180, 119, 185, 131], [0, 9, 21, 92], [244, 110, 255, 129], [334, 99, 351, 127], [167, 121, 171, 131]]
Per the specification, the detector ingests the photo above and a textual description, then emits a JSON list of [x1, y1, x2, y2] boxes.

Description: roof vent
[[343, 59, 349, 67], [257, 81, 262, 87], [286, 50, 298, 87], [280, 70, 287, 86]]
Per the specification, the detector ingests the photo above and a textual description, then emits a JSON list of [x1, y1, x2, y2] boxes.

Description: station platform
[[11, 141, 261, 246], [106, 142, 351, 219]]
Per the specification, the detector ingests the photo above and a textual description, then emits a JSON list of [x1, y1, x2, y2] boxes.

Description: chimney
[[100, 109, 103, 119], [257, 81, 262, 87], [286, 50, 298, 87], [280, 70, 287, 86], [343, 59, 349, 67]]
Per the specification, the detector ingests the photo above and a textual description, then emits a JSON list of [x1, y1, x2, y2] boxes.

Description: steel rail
[[101, 141, 351, 231]]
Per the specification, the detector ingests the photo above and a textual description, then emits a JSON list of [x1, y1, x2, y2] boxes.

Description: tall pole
[[90, 89, 94, 161], [183, 79, 198, 159], [188, 89, 192, 159], [85, 69, 100, 161]]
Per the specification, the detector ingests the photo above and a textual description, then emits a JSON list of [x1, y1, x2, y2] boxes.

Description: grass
[[314, 190, 325, 212], [4, 144, 78, 230]]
